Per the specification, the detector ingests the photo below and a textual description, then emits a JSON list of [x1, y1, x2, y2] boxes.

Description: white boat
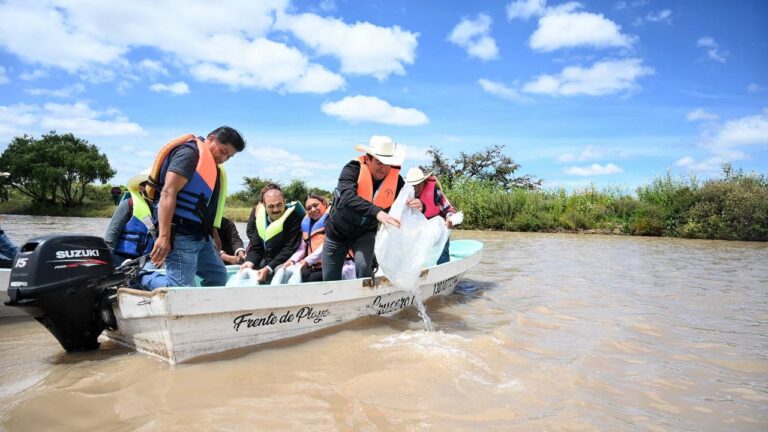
[[6, 238, 483, 364]]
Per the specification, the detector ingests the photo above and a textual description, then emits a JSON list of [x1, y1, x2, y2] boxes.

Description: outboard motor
[[5, 235, 127, 352]]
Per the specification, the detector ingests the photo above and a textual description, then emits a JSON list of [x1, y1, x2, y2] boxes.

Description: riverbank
[[2, 169, 766, 241]]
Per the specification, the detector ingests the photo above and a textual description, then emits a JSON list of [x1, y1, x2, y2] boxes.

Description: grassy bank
[[446, 169, 768, 241], [2, 169, 766, 241]]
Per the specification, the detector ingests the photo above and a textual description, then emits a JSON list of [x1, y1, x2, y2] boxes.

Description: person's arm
[[436, 187, 457, 227], [149, 171, 188, 267], [104, 199, 132, 249], [303, 242, 323, 267], [244, 209, 265, 268], [212, 227, 223, 252], [286, 239, 307, 267], [225, 219, 245, 255], [246, 207, 256, 241], [267, 212, 303, 271]]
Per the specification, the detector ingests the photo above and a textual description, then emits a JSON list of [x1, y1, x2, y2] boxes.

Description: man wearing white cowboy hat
[[104, 168, 157, 268], [322, 135, 409, 281], [404, 166, 460, 264]]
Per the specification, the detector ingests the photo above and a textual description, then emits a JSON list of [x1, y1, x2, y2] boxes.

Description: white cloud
[[747, 83, 767, 93], [679, 109, 768, 173], [564, 163, 623, 176], [478, 78, 530, 102], [0, 66, 8, 84], [645, 9, 672, 23], [513, 1, 633, 51], [614, 0, 647, 10], [506, 0, 547, 20], [149, 81, 190, 95], [137, 59, 168, 76], [19, 69, 47, 81], [523, 58, 653, 96], [275, 12, 418, 80], [0, 102, 145, 140], [696, 36, 727, 63], [318, 0, 336, 12], [674, 154, 744, 173], [321, 95, 429, 126], [247, 146, 338, 176], [448, 14, 499, 61], [24, 83, 86, 98], [686, 108, 719, 122], [556, 145, 604, 162], [708, 109, 768, 148], [532, 11, 633, 52], [0, 0, 361, 93]]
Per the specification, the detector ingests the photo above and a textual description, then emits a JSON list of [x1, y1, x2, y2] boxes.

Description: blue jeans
[[0, 229, 18, 261], [140, 233, 227, 290]]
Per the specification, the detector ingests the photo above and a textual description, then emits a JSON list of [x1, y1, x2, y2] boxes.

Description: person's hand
[[445, 219, 453, 228], [376, 210, 401, 228], [221, 253, 239, 264], [236, 250, 246, 264], [407, 198, 423, 211], [298, 260, 307, 269], [150, 235, 171, 267], [257, 267, 270, 282], [284, 259, 295, 268], [240, 261, 254, 271]]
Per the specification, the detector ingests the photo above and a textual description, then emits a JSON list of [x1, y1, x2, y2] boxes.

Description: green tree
[[0, 132, 115, 207], [283, 178, 309, 204], [421, 145, 541, 190]]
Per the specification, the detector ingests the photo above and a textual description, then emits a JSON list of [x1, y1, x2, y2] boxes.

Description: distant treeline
[[446, 166, 768, 241], [1, 132, 766, 241]]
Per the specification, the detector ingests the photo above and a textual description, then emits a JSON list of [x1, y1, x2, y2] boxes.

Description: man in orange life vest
[[322, 136, 409, 281], [140, 126, 245, 289]]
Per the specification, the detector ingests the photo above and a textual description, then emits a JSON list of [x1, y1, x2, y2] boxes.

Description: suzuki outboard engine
[[6, 235, 127, 352]]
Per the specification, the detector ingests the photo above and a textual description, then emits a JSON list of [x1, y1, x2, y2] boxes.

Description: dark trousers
[[322, 230, 375, 281], [437, 240, 450, 265], [301, 266, 324, 282]]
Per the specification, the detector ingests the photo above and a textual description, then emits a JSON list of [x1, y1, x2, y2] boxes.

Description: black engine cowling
[[6, 235, 125, 352]]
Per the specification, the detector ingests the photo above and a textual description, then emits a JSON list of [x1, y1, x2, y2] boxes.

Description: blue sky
[[0, 0, 766, 192]]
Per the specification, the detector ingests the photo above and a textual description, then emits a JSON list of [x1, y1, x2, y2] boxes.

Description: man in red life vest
[[140, 126, 245, 289], [404, 167, 459, 264], [322, 136, 408, 281]]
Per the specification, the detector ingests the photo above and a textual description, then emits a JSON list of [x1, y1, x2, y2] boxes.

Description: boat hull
[[108, 240, 483, 364]]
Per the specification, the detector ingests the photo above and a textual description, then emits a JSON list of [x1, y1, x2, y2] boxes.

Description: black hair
[[208, 126, 245, 152], [258, 183, 282, 203]]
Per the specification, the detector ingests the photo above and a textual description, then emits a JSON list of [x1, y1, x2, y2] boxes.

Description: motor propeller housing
[[6, 235, 124, 351]]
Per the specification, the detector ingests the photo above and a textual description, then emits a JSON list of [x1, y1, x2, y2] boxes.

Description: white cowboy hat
[[404, 167, 432, 185], [354, 135, 405, 166], [127, 168, 151, 192]]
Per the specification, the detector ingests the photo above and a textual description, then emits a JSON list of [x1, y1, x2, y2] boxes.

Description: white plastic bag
[[375, 183, 448, 290], [270, 266, 288, 285], [287, 264, 303, 284], [448, 211, 463, 226], [226, 269, 261, 287]]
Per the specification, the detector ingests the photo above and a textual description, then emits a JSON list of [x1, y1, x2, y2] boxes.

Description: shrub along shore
[[2, 169, 766, 242]]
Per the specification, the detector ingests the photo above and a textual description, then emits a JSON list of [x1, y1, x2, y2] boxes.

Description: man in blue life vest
[[104, 168, 156, 268], [140, 126, 245, 289], [240, 184, 303, 283], [321, 136, 408, 281]]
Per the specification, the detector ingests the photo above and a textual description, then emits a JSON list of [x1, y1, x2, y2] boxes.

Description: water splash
[[411, 282, 434, 332]]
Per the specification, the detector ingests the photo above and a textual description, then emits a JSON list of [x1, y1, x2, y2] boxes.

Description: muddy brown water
[[0, 215, 766, 431]]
